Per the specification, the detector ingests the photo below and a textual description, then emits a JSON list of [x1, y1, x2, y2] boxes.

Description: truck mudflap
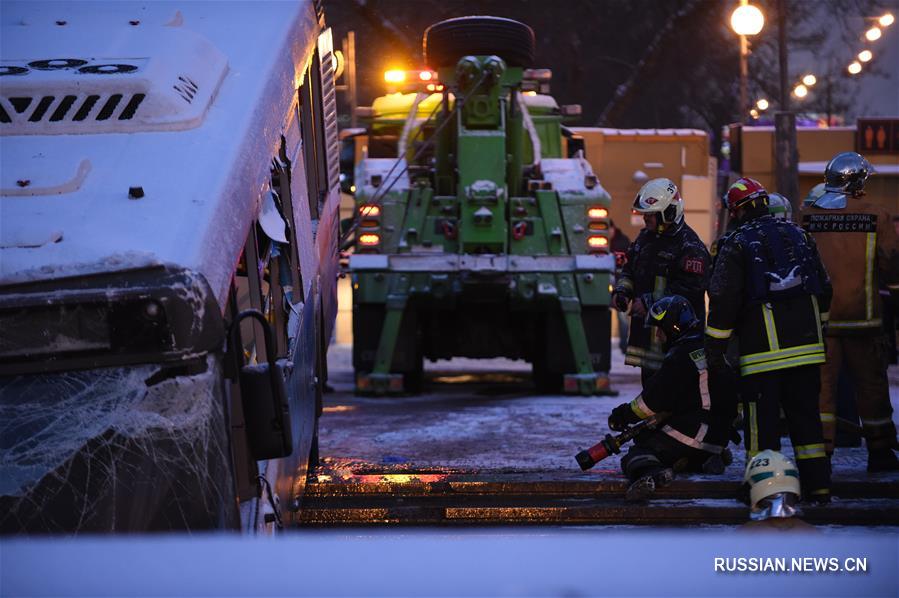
[[355, 372, 405, 394], [563, 372, 618, 396]]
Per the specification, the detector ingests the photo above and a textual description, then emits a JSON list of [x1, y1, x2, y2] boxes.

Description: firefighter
[[609, 220, 632, 354], [611, 178, 710, 386], [608, 295, 735, 501], [767, 192, 793, 221], [802, 183, 826, 210], [706, 178, 833, 502], [803, 152, 899, 471]]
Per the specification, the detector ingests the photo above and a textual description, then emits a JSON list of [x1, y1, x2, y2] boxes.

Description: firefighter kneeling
[[607, 295, 736, 500]]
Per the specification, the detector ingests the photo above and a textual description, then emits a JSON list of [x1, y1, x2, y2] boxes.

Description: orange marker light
[[359, 233, 380, 246], [384, 70, 406, 84], [359, 204, 381, 217], [587, 235, 609, 248], [587, 207, 608, 219]]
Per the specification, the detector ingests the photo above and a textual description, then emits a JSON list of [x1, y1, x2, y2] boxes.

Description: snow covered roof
[[520, 93, 559, 111], [0, 1, 320, 306], [741, 126, 857, 133], [573, 127, 707, 137], [0, 21, 227, 135]]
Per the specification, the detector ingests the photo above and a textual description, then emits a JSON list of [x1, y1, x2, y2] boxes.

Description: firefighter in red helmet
[[706, 178, 833, 502]]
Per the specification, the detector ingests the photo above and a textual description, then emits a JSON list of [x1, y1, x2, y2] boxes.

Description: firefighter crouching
[[706, 178, 833, 502], [611, 178, 710, 386], [608, 295, 735, 500], [803, 152, 899, 471]]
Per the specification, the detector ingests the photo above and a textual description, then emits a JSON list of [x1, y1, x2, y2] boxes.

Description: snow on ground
[[321, 341, 898, 478]]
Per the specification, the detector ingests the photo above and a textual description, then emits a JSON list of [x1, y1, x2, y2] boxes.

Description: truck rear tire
[[532, 358, 562, 394], [352, 303, 424, 393], [531, 306, 611, 394], [424, 16, 535, 69]]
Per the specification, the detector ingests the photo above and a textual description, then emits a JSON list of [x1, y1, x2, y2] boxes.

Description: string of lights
[[750, 9, 894, 120]]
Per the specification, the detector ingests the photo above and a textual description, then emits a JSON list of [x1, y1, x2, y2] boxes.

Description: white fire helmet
[[744, 450, 801, 517], [767, 192, 793, 221], [633, 178, 684, 231]]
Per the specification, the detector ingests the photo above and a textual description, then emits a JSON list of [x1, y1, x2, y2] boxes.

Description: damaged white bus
[[0, 1, 341, 532]]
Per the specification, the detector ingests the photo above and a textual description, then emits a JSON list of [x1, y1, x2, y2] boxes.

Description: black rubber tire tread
[[424, 16, 535, 69], [352, 304, 384, 372], [532, 359, 562, 394]]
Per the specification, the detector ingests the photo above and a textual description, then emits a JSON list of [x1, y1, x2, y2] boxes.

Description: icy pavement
[[320, 342, 899, 480]]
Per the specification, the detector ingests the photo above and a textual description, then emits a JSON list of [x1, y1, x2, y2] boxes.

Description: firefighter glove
[[609, 403, 640, 432], [612, 286, 632, 312]]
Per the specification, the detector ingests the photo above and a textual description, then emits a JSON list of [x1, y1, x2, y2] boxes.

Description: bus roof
[[0, 1, 320, 306]]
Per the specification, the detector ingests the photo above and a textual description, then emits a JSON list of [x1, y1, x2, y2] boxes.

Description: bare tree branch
[[595, 0, 705, 126], [350, 0, 418, 59]]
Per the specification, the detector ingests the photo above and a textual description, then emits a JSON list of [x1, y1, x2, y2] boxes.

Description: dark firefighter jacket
[[626, 334, 734, 452], [618, 221, 710, 370], [706, 214, 833, 377], [803, 198, 899, 335]]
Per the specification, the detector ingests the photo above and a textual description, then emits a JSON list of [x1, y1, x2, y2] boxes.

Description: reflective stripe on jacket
[[706, 214, 832, 377], [618, 221, 709, 367]]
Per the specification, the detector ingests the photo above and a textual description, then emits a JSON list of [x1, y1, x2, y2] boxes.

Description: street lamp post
[[774, 0, 800, 217], [731, 1, 765, 121]]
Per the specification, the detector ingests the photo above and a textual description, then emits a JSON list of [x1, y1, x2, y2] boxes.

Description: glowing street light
[[802, 74, 817, 86], [848, 61, 863, 75], [731, 4, 765, 35], [750, 108, 760, 119], [865, 26, 882, 41], [756, 98, 769, 110], [730, 3, 765, 121], [858, 49, 873, 62], [793, 84, 808, 98], [880, 13, 894, 27]]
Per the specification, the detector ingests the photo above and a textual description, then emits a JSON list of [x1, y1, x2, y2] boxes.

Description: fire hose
[[575, 412, 670, 471]]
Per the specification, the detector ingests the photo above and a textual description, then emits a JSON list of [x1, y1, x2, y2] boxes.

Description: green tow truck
[[348, 16, 616, 395]]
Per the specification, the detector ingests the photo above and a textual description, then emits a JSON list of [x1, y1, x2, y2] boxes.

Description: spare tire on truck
[[423, 16, 535, 69]]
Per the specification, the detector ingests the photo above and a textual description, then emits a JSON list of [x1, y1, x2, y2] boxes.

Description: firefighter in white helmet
[[767, 192, 793, 221], [611, 178, 710, 387]]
